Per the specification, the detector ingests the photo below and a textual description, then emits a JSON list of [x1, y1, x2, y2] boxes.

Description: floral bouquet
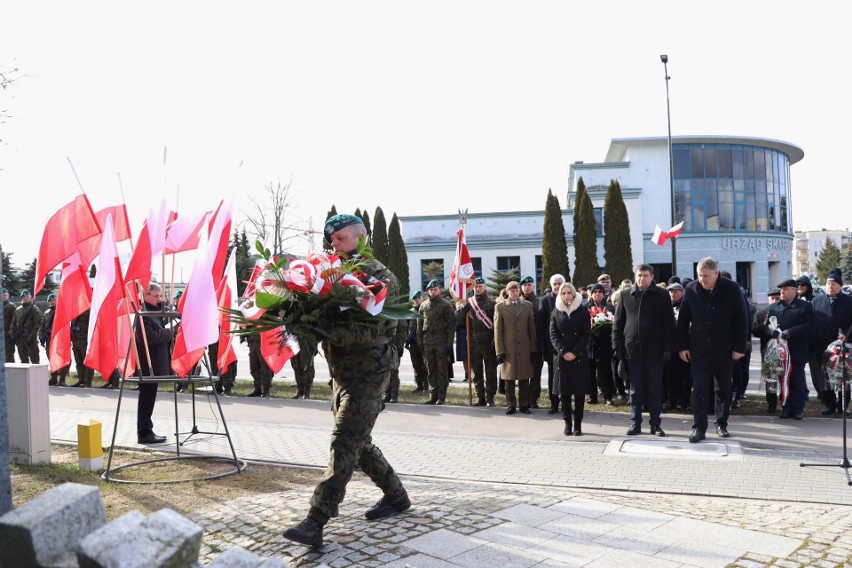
[[761, 317, 789, 401], [589, 305, 614, 337], [227, 239, 419, 348], [822, 338, 852, 387]]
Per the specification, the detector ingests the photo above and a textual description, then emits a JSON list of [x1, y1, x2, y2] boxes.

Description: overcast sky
[[1, 1, 847, 277]]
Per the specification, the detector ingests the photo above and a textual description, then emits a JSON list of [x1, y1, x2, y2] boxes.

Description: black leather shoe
[[137, 433, 167, 444], [587, 397, 599, 404], [48, 378, 58, 386], [100, 382, 114, 389], [563, 421, 572, 436], [730, 398, 740, 410], [486, 399, 495, 407], [473, 398, 486, 407], [715, 424, 730, 438], [388, 396, 399, 403], [793, 412, 804, 420], [689, 429, 705, 443], [57, 381, 68, 387], [626, 424, 641, 436], [365, 490, 411, 521], [436, 399, 445, 405], [247, 388, 263, 398], [292, 392, 304, 400], [520, 407, 531, 414], [530, 401, 539, 409], [821, 405, 834, 416], [573, 427, 582, 436], [410, 386, 423, 394], [778, 409, 793, 419], [283, 516, 324, 547], [506, 406, 517, 415], [423, 398, 437, 405], [766, 406, 776, 414], [650, 426, 666, 437], [547, 407, 560, 414]]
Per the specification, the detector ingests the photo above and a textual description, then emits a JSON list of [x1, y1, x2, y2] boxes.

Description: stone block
[[207, 547, 289, 568], [0, 482, 105, 567], [77, 508, 203, 568]]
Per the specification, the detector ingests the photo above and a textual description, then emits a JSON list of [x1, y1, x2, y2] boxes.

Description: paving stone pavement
[[47, 388, 852, 567]]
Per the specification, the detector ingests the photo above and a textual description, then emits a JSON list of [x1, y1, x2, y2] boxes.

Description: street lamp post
[[661, 54, 677, 276]]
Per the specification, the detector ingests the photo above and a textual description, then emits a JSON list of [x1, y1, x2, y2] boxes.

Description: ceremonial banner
[[448, 228, 475, 300]]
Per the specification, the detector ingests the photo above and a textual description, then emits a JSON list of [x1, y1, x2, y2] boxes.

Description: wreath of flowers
[[589, 305, 614, 337]]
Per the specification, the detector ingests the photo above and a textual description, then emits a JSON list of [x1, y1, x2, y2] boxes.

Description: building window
[[471, 257, 483, 280], [593, 208, 603, 236], [496, 256, 520, 276], [420, 258, 444, 291], [672, 143, 791, 234], [535, 255, 543, 289]]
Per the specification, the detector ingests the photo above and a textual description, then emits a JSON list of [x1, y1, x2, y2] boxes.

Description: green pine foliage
[[360, 209, 372, 238], [372, 207, 390, 265], [234, 230, 254, 297], [486, 267, 519, 300], [323, 205, 338, 252], [603, 179, 634, 283], [540, 189, 570, 290], [572, 178, 600, 287], [388, 213, 410, 296], [1, 248, 22, 297], [816, 237, 842, 283], [839, 247, 852, 285], [23, 257, 56, 300]]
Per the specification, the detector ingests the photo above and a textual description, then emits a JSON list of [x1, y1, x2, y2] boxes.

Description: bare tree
[[1, 62, 23, 164], [241, 177, 313, 256]]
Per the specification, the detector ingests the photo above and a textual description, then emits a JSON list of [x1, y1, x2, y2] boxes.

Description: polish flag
[[448, 228, 475, 300], [208, 198, 233, 282], [48, 252, 93, 373], [84, 214, 126, 379], [260, 328, 299, 373], [651, 221, 685, 246], [77, 204, 132, 267], [171, 216, 219, 377], [215, 252, 239, 372], [34, 194, 101, 295], [164, 210, 210, 254], [124, 199, 169, 291]]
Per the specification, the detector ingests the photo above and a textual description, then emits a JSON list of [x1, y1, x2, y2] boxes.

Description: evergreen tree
[[486, 267, 520, 300], [839, 246, 852, 286], [234, 229, 255, 297], [361, 209, 372, 239], [372, 207, 390, 264], [816, 237, 842, 283], [22, 257, 56, 300], [388, 213, 410, 296], [0, 248, 22, 297], [603, 179, 634, 283], [572, 178, 600, 287], [540, 189, 570, 290], [323, 205, 338, 252]]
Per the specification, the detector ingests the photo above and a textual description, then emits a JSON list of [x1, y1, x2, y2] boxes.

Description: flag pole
[[457, 209, 474, 406]]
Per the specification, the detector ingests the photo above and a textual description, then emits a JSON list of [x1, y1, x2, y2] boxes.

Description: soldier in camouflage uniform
[[3, 288, 17, 363], [208, 341, 237, 395], [456, 277, 497, 406], [417, 279, 456, 405], [10, 290, 43, 364], [405, 291, 427, 392], [38, 293, 70, 385], [520, 276, 544, 408], [246, 328, 273, 398], [290, 336, 317, 399], [70, 309, 95, 387], [383, 312, 408, 404], [283, 214, 409, 548]]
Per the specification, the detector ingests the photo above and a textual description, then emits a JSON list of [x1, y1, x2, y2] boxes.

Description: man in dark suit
[[811, 268, 852, 414], [756, 279, 814, 419], [135, 283, 175, 444], [537, 274, 566, 414], [677, 257, 748, 442], [612, 264, 676, 437]]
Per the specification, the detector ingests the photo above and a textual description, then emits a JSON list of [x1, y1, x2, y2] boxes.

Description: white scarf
[[555, 291, 583, 316]]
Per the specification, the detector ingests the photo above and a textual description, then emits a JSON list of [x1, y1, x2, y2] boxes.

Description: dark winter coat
[[757, 297, 813, 364], [811, 292, 852, 352], [676, 277, 748, 368], [135, 301, 175, 377], [612, 282, 676, 363], [537, 290, 558, 356], [549, 292, 591, 397]]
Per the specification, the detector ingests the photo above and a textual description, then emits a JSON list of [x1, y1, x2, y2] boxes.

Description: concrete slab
[[603, 438, 744, 460]]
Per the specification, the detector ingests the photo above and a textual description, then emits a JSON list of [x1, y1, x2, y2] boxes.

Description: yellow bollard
[[77, 419, 104, 471]]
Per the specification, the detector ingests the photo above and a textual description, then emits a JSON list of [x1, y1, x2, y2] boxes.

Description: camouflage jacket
[[456, 292, 495, 344], [417, 293, 455, 349], [39, 307, 56, 345], [71, 310, 90, 342], [327, 256, 399, 348], [3, 300, 16, 333], [11, 301, 43, 342]]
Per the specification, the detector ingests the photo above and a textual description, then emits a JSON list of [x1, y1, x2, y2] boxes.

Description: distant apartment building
[[794, 229, 852, 278]]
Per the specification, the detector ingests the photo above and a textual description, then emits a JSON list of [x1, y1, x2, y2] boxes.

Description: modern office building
[[401, 135, 803, 303]]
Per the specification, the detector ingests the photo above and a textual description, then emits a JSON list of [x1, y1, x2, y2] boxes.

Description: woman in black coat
[[550, 282, 591, 436]]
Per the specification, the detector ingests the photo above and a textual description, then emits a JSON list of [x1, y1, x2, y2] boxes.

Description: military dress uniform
[[457, 287, 497, 405], [11, 296, 43, 364], [416, 284, 456, 404], [70, 310, 95, 386]]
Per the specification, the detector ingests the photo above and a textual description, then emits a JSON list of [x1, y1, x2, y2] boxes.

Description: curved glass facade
[[672, 143, 791, 233]]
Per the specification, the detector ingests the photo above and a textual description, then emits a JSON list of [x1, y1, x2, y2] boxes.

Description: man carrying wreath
[[283, 214, 410, 548]]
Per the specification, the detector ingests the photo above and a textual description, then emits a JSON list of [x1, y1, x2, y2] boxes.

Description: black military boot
[[303, 386, 311, 400], [247, 387, 263, 398], [382, 393, 392, 403], [563, 420, 573, 436], [766, 392, 777, 413], [261, 386, 271, 399], [474, 396, 486, 407], [291, 389, 304, 400], [48, 377, 58, 386], [365, 489, 411, 520], [283, 516, 324, 547], [547, 396, 560, 415]]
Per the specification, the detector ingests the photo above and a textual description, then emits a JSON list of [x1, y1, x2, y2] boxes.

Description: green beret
[[475, 277, 485, 284], [173, 290, 184, 299], [426, 279, 441, 290], [20, 290, 31, 297], [324, 214, 364, 240], [410, 290, 422, 300], [520, 276, 534, 285], [47, 293, 57, 301], [1, 288, 7, 293]]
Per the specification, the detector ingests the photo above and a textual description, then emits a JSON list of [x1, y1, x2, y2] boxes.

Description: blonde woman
[[549, 282, 591, 435]]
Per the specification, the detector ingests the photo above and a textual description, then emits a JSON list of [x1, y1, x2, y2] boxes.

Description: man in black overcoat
[[810, 268, 852, 414], [677, 257, 748, 442], [135, 283, 175, 444]]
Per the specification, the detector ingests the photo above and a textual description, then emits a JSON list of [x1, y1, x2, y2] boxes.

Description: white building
[[794, 229, 851, 279], [401, 135, 803, 304]]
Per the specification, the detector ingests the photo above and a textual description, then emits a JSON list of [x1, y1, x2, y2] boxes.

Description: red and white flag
[[448, 228, 475, 300], [164, 210, 210, 255], [48, 252, 93, 373], [215, 252, 239, 372], [208, 198, 233, 282], [84, 214, 126, 379], [124, 199, 169, 292], [34, 194, 101, 295], [651, 221, 684, 246], [261, 328, 299, 373], [77, 204, 132, 267], [171, 215, 220, 377]]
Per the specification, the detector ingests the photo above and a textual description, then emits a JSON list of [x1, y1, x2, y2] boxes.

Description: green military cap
[[475, 277, 485, 284], [410, 290, 422, 300], [324, 214, 364, 240], [1, 288, 7, 293], [520, 276, 534, 285], [20, 290, 31, 297], [173, 290, 184, 299], [426, 279, 441, 290], [47, 293, 57, 301]]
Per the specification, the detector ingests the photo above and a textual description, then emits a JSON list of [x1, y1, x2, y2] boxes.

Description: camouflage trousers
[[291, 347, 316, 395], [468, 339, 498, 400], [423, 343, 450, 400], [16, 338, 40, 364], [51, 365, 70, 382], [4, 334, 15, 363], [72, 337, 94, 383], [248, 344, 273, 390], [309, 342, 404, 524]]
